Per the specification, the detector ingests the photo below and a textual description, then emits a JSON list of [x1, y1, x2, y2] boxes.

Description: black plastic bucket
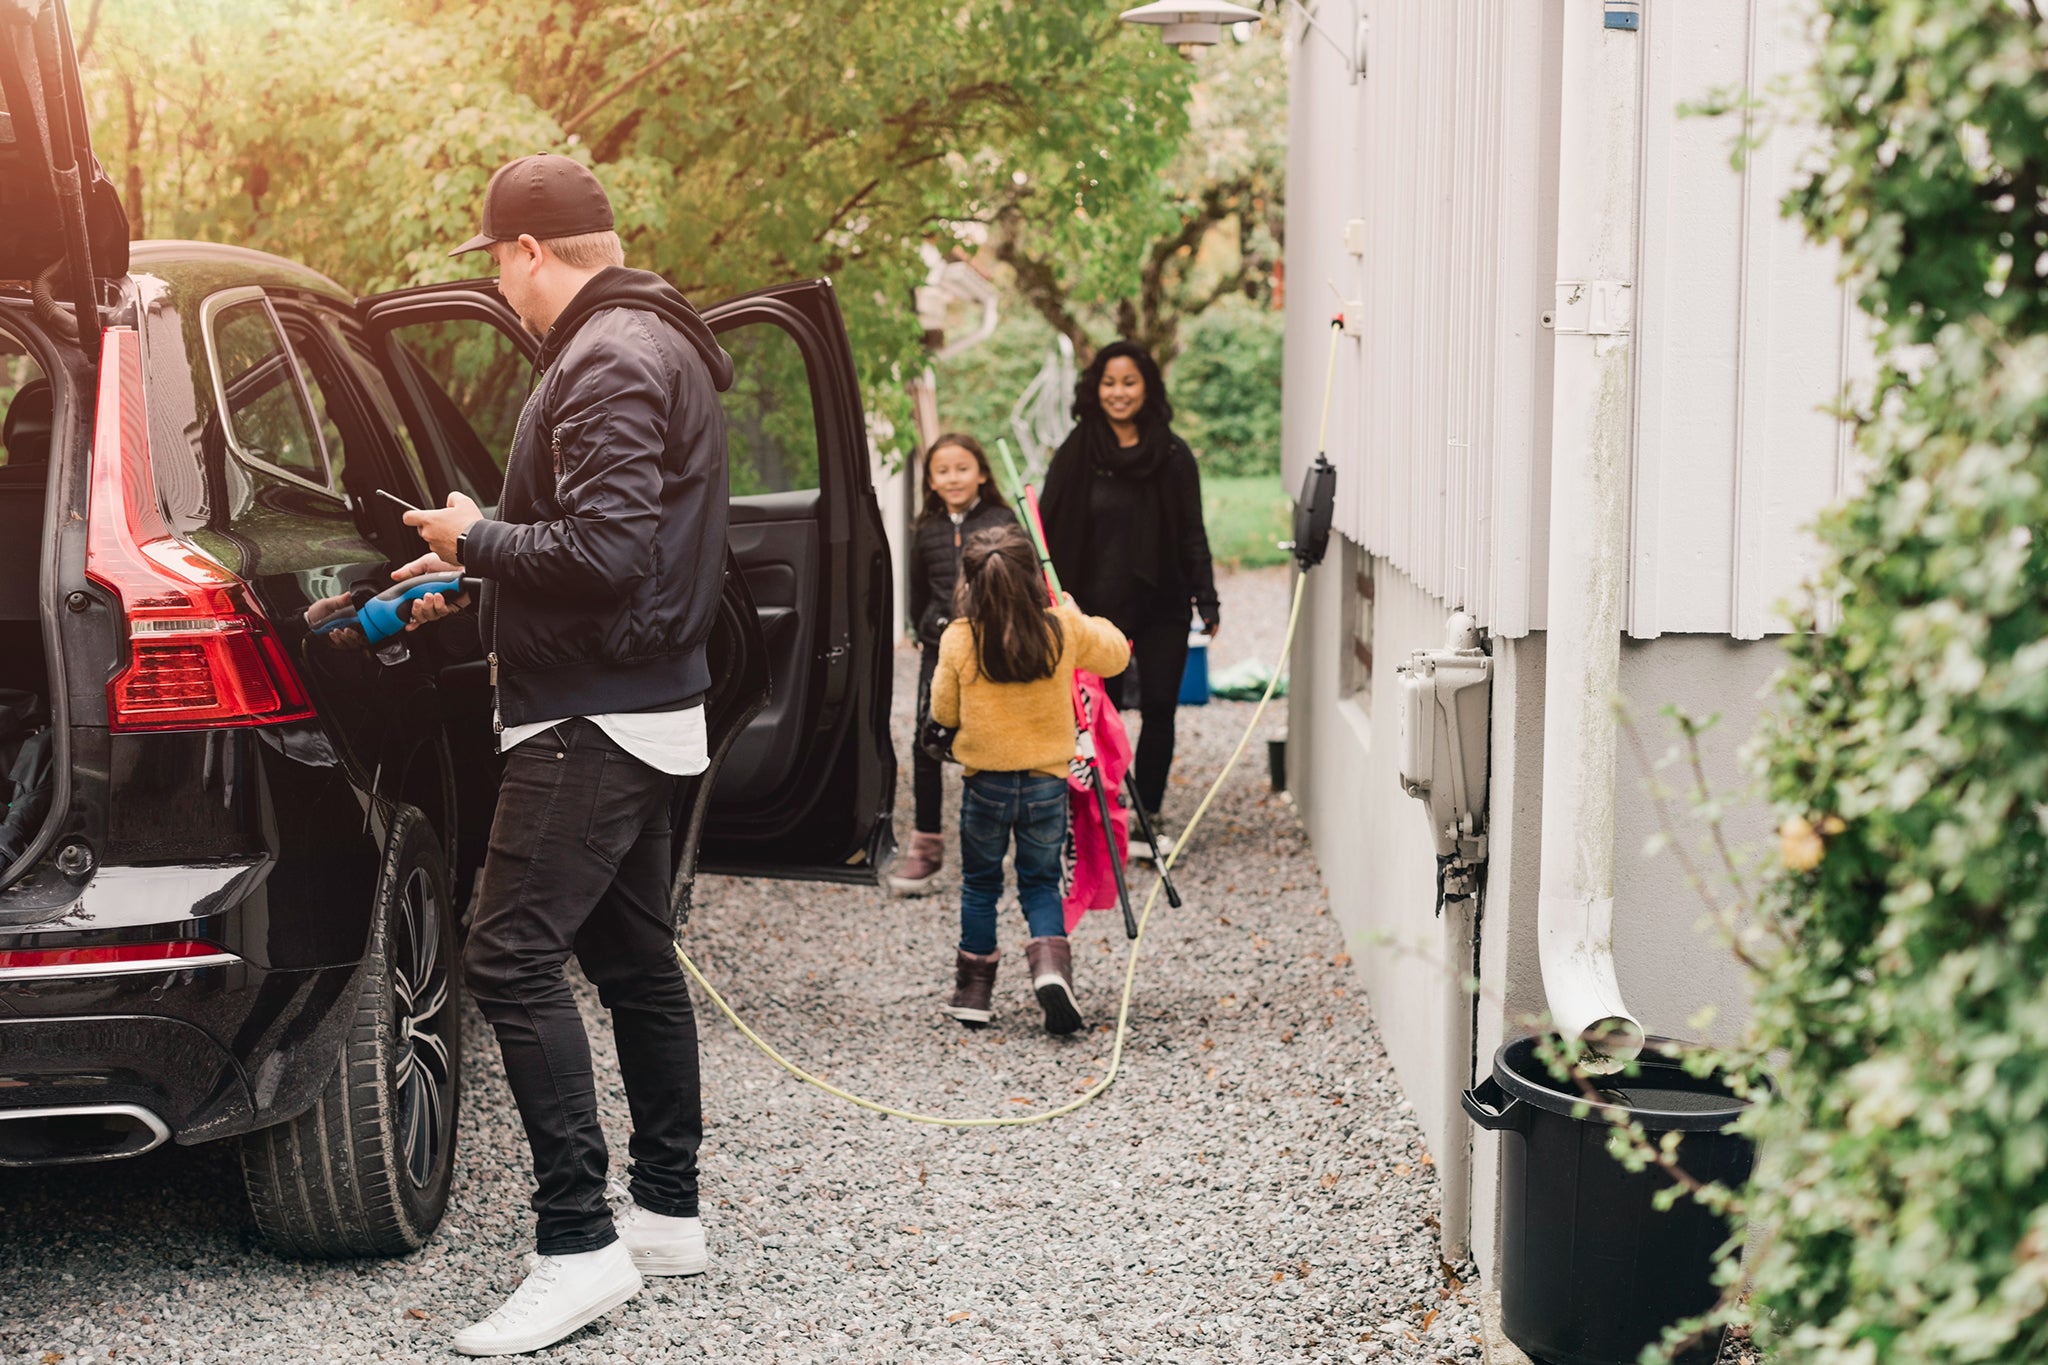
[[1463, 1035, 1757, 1365]]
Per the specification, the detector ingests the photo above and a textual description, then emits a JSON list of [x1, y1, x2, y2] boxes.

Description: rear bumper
[[0, 1013, 254, 1159], [0, 851, 372, 1156]]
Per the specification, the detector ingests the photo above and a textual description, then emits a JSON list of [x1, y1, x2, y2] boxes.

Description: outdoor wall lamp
[[1118, 1, 1262, 54], [1118, 0, 1368, 81]]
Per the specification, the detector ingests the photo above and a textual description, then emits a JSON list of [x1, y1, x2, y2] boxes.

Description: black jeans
[[465, 718, 702, 1256], [912, 645, 943, 834], [1115, 614, 1190, 815]]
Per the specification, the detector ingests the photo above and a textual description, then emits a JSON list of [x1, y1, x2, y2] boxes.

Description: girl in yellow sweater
[[929, 525, 1129, 1034]]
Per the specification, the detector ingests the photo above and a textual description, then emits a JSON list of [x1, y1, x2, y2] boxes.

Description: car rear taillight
[[0, 940, 239, 979], [85, 328, 314, 733]]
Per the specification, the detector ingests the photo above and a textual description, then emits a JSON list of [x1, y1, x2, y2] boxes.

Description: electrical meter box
[[1395, 614, 1492, 865]]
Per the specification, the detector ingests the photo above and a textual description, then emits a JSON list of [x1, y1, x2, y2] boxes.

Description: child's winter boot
[[1025, 936, 1083, 1035], [891, 831, 946, 896], [945, 948, 1000, 1028]]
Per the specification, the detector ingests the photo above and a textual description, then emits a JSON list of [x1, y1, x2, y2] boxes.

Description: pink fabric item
[[1063, 670, 1133, 931]]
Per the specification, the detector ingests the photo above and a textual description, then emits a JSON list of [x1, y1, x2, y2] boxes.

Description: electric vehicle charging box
[[1396, 614, 1491, 871]]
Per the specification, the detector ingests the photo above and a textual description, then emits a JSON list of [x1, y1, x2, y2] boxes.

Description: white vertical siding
[[1325, 0, 1550, 635], [1285, 0, 1869, 642], [1627, 0, 1870, 638]]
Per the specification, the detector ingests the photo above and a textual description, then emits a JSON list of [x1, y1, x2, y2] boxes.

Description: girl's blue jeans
[[958, 771, 1069, 955]]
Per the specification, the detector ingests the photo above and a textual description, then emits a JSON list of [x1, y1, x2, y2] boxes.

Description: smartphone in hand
[[374, 488, 423, 516]]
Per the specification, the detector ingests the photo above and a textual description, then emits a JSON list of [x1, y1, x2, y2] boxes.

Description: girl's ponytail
[[954, 525, 1063, 684]]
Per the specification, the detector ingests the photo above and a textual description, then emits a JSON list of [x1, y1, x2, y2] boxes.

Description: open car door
[[356, 275, 895, 888], [692, 281, 895, 881], [0, 0, 129, 328]]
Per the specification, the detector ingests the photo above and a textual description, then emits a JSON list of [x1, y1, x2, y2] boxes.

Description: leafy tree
[[76, 0, 1194, 441], [987, 17, 1284, 366], [1734, 4, 2048, 1361]]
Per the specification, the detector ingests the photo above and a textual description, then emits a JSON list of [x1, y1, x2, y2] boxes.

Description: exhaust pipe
[[0, 1104, 171, 1166]]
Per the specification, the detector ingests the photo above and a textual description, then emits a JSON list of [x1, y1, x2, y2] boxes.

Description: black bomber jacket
[[462, 267, 736, 732]]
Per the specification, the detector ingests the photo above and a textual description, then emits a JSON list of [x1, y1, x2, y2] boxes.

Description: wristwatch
[[454, 529, 470, 566]]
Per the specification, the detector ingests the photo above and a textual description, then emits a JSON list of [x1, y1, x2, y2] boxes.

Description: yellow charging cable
[[672, 571, 1307, 1128]]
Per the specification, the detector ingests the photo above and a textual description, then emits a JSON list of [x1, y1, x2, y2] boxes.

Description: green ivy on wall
[[1742, 3, 2048, 1361]]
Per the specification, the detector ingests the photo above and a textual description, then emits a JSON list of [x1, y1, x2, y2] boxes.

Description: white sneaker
[[616, 1196, 709, 1276], [452, 1242, 643, 1357], [1131, 829, 1174, 863]]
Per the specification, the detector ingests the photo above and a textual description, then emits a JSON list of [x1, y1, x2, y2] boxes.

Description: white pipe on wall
[[1534, 0, 1646, 1061]]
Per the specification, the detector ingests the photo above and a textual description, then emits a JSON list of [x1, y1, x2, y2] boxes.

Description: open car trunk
[[0, 0, 127, 299], [0, 321, 60, 886], [0, 0, 117, 893]]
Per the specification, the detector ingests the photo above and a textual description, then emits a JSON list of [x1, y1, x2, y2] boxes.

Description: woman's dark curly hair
[[1071, 339, 1173, 429]]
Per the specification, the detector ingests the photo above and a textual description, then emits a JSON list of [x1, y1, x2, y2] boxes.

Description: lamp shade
[[1118, 0, 1263, 47]]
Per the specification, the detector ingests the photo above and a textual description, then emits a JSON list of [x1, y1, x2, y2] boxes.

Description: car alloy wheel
[[390, 865, 453, 1189]]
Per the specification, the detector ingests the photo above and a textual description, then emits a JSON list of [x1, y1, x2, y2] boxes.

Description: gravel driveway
[[0, 567, 1481, 1364]]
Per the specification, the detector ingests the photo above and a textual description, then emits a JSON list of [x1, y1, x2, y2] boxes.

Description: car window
[[718, 320, 821, 496], [280, 317, 353, 496], [208, 296, 327, 488], [383, 317, 528, 506], [324, 319, 434, 503]]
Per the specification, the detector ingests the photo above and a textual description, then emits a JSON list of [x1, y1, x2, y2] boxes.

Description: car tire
[[240, 803, 463, 1257]]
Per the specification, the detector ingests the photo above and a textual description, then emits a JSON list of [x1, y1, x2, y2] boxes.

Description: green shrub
[[1739, 4, 2048, 1361], [1172, 299, 1283, 478]]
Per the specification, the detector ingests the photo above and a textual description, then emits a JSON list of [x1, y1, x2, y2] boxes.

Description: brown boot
[[890, 831, 945, 896], [1024, 936, 1083, 1035], [945, 948, 999, 1028]]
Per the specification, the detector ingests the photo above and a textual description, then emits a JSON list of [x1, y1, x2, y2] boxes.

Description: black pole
[[1090, 769, 1138, 940], [1124, 773, 1181, 909]]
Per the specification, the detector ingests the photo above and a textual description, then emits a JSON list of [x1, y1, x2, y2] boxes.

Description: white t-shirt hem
[[499, 705, 709, 777]]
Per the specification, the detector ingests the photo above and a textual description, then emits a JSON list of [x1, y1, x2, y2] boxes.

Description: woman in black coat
[[1039, 340, 1218, 832], [891, 433, 1017, 895]]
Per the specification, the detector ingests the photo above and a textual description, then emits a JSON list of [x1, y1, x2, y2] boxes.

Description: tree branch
[[72, 0, 104, 65], [562, 39, 691, 139], [994, 212, 1097, 361], [1134, 178, 1249, 360]]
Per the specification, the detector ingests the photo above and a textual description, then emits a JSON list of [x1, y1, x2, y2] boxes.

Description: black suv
[[0, 1, 894, 1256]]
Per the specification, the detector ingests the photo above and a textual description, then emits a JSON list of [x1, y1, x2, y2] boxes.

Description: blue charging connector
[[355, 572, 468, 645]]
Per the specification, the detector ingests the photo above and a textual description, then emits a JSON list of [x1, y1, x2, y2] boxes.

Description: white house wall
[[1292, 0, 1552, 637], [1280, 0, 1877, 1269], [1287, 0, 1864, 642], [1627, 0, 1871, 638], [1286, 555, 1483, 1209]]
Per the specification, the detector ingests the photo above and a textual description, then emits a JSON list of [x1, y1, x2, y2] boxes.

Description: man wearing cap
[[395, 154, 736, 1356]]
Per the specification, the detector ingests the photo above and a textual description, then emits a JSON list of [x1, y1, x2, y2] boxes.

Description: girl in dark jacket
[[1038, 341, 1218, 839], [890, 433, 1018, 895]]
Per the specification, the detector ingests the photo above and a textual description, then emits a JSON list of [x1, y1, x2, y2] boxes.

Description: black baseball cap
[[449, 154, 615, 257]]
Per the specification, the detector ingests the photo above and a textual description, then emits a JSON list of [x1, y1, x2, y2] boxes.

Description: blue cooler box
[[1179, 630, 1211, 705]]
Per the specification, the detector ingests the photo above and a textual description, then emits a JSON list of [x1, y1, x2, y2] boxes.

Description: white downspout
[[1535, 0, 1645, 1061]]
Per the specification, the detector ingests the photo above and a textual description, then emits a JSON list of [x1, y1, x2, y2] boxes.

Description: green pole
[[995, 439, 1062, 598]]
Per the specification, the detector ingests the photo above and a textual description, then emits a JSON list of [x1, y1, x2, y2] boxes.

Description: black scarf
[[1040, 417, 1177, 621]]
